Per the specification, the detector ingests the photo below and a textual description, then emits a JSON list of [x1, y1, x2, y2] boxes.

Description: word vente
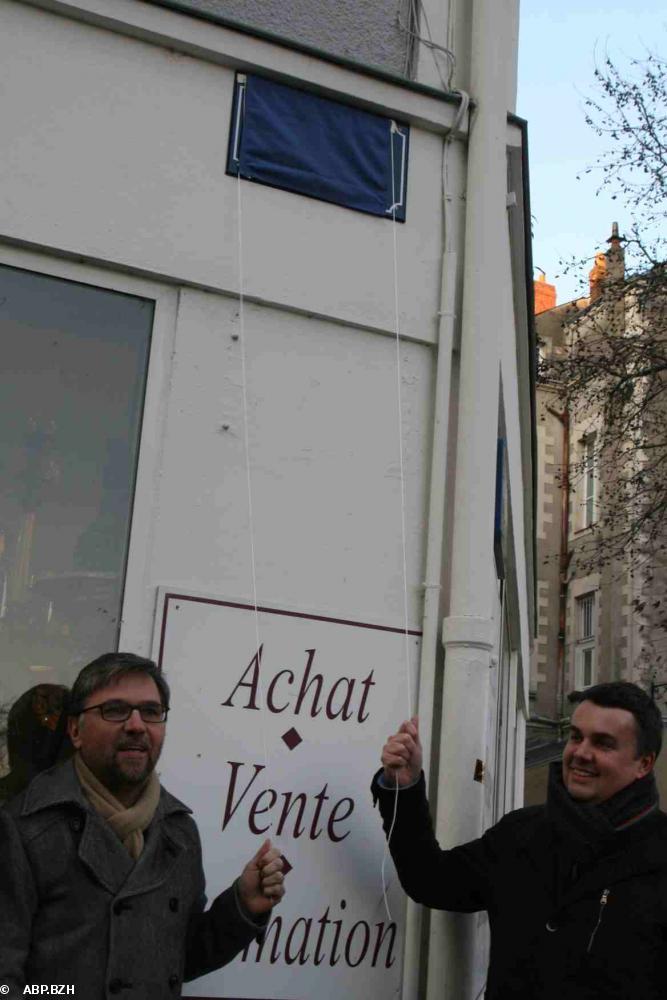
[[223, 762, 354, 842]]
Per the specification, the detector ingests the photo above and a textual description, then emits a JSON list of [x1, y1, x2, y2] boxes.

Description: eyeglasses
[[77, 700, 169, 723]]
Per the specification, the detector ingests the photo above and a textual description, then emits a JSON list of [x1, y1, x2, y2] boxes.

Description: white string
[[390, 125, 414, 721], [381, 124, 414, 924], [236, 169, 271, 783]]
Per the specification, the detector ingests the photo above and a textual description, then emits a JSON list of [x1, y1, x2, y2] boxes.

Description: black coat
[[373, 770, 667, 999]]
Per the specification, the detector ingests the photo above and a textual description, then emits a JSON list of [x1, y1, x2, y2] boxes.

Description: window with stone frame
[[581, 433, 596, 529], [575, 592, 596, 688]]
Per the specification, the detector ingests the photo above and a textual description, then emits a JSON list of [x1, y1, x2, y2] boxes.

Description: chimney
[[590, 223, 626, 301], [589, 252, 607, 303], [534, 272, 557, 314], [606, 221, 625, 282]]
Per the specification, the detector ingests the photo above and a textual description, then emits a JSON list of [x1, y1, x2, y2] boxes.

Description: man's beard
[[103, 744, 157, 793]]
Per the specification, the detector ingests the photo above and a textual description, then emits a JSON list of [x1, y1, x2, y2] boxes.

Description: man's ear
[[637, 752, 656, 778], [67, 714, 83, 750]]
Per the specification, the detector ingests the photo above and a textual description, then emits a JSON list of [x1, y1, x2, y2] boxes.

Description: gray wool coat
[[0, 759, 264, 998]]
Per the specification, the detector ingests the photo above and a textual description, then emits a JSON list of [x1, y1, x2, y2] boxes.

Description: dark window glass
[[0, 265, 152, 795]]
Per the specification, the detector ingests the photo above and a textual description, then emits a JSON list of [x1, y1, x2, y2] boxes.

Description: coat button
[[70, 817, 82, 832], [546, 920, 558, 932], [169, 897, 179, 912], [113, 900, 131, 915], [168, 974, 179, 988]]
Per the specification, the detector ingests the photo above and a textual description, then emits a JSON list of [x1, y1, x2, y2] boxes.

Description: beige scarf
[[74, 752, 161, 860]]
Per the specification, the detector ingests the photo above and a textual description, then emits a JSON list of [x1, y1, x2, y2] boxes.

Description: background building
[[529, 230, 667, 803], [0, 2, 534, 997]]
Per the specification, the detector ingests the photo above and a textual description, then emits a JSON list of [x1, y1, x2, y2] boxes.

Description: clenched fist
[[381, 716, 422, 787], [238, 839, 286, 916]]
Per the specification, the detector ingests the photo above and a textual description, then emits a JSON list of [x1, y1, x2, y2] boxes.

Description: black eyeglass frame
[[74, 701, 170, 723]]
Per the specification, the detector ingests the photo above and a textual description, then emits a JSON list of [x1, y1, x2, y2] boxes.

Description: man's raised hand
[[381, 716, 422, 787], [238, 839, 286, 916]]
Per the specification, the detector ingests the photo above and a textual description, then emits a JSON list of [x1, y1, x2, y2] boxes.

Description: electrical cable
[[398, 0, 456, 91]]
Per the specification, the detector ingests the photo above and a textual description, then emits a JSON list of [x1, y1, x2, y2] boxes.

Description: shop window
[[0, 265, 152, 797], [227, 73, 409, 220]]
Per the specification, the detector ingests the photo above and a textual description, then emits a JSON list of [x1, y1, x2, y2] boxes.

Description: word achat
[[221, 646, 376, 723]]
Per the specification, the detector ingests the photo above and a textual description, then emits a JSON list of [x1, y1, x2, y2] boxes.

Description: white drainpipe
[[425, 1, 520, 998], [401, 124, 468, 999]]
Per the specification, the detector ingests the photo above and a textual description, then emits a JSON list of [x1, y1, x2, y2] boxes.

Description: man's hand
[[381, 717, 422, 787], [238, 839, 286, 916]]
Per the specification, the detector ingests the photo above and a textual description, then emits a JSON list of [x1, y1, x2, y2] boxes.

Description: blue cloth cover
[[228, 74, 409, 221]]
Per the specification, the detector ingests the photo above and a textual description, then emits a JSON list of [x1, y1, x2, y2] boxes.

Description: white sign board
[[153, 590, 421, 1000]]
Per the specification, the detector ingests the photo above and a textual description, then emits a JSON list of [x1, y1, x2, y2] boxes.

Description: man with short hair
[[374, 681, 667, 999], [0, 652, 286, 997]]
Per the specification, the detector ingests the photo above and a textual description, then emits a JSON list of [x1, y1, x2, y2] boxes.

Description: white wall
[[1, 0, 445, 340], [0, 0, 446, 638], [124, 291, 435, 646]]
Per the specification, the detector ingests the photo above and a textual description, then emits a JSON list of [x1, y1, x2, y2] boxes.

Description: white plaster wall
[[0, 0, 532, 723], [124, 290, 434, 645], [0, 0, 444, 340], [0, 0, 448, 645]]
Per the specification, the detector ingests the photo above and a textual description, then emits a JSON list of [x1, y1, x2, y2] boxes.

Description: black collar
[[546, 761, 659, 860]]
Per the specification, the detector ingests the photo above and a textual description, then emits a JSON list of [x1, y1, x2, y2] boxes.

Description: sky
[[517, 0, 667, 304]]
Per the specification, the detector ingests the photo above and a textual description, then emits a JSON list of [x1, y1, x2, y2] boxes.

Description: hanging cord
[[236, 170, 271, 783], [390, 123, 414, 722], [381, 122, 414, 924]]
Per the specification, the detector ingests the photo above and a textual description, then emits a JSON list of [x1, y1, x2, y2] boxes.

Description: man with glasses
[[0, 652, 286, 997]]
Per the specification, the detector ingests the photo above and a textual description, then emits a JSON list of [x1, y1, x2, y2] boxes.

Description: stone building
[[528, 228, 667, 802]]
